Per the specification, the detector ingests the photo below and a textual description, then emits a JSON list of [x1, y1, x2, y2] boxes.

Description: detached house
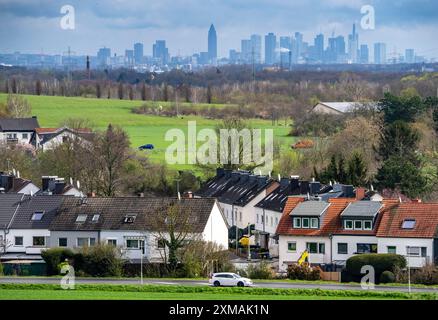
[[49, 197, 228, 262], [32, 127, 94, 151], [0, 117, 40, 145]]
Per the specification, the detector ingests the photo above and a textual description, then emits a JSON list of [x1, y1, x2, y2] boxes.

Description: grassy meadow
[[0, 94, 293, 171]]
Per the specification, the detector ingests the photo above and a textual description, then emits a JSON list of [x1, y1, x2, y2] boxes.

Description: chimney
[[138, 192, 144, 198], [299, 181, 309, 195], [216, 168, 225, 178], [355, 187, 366, 200], [185, 191, 193, 199], [411, 198, 422, 203], [42, 176, 51, 191], [257, 175, 267, 187], [54, 181, 66, 195], [342, 185, 355, 198], [309, 182, 321, 195], [87, 192, 96, 198], [280, 177, 289, 188], [290, 178, 300, 191]]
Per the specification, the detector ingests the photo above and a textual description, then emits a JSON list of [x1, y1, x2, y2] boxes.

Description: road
[[0, 277, 436, 294]]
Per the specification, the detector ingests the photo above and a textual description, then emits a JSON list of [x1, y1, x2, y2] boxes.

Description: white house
[[311, 102, 377, 115], [0, 172, 40, 195], [33, 127, 94, 151], [0, 117, 39, 145]]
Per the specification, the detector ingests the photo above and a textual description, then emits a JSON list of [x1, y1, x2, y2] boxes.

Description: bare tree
[[6, 94, 31, 118]]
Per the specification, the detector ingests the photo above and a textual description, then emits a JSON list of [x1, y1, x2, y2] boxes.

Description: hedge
[[346, 254, 406, 279]]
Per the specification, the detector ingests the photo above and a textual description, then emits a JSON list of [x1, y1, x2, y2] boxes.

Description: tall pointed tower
[[208, 24, 217, 63]]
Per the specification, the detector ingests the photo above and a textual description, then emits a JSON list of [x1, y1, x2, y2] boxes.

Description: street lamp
[[407, 247, 411, 294]]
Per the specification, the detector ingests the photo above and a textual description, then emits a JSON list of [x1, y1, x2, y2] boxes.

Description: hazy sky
[[0, 0, 437, 59]]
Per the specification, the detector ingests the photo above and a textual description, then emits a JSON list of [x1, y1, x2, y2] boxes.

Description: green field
[[0, 283, 434, 300], [0, 94, 292, 171]]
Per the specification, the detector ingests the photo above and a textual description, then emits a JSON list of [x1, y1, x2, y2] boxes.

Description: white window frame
[[287, 241, 297, 252], [32, 236, 46, 247], [293, 217, 301, 228], [107, 239, 117, 246], [302, 218, 310, 229], [76, 214, 87, 223], [77, 237, 95, 247], [92, 214, 100, 222], [15, 236, 24, 246], [387, 246, 396, 254], [310, 218, 319, 229], [363, 220, 372, 230], [354, 220, 363, 230], [58, 238, 68, 247], [406, 246, 421, 257], [344, 220, 353, 230]]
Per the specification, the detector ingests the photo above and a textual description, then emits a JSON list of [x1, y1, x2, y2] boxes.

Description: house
[[311, 102, 376, 115], [254, 178, 331, 253], [32, 127, 94, 151], [0, 194, 27, 256], [0, 117, 40, 145], [376, 202, 438, 268], [37, 176, 82, 197], [2, 195, 65, 261], [0, 171, 40, 195], [49, 197, 229, 263]]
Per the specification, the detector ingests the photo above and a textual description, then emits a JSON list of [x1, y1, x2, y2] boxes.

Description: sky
[[0, 0, 437, 59]]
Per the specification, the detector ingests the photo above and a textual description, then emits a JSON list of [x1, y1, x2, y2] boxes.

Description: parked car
[[209, 272, 253, 287], [139, 144, 154, 150]]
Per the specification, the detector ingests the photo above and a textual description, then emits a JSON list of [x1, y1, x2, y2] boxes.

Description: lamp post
[[407, 248, 411, 294], [247, 222, 251, 261]]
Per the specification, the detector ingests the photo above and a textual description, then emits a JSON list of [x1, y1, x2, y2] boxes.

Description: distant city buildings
[[0, 23, 432, 71]]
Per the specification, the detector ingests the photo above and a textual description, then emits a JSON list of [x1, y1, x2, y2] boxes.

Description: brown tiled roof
[[377, 203, 438, 238]]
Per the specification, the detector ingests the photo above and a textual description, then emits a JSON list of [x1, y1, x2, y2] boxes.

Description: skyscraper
[[134, 42, 143, 65], [314, 34, 324, 62], [208, 24, 217, 63], [265, 32, 276, 65], [405, 49, 415, 63], [348, 24, 359, 63], [374, 42, 387, 64], [153, 40, 169, 65], [359, 44, 369, 64], [97, 47, 111, 66], [241, 39, 252, 63], [279, 36, 292, 67], [250, 34, 262, 64], [125, 49, 134, 67]]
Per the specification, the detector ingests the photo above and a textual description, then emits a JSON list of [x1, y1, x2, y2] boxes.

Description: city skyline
[[0, 0, 437, 60]]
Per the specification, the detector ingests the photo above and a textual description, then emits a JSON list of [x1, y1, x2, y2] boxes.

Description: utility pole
[[247, 222, 251, 261]]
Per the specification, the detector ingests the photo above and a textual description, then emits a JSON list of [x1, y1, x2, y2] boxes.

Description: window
[[344, 220, 353, 230], [302, 218, 310, 228], [33, 236, 45, 247], [307, 242, 318, 254], [387, 246, 396, 254], [287, 242, 297, 252], [256, 214, 259, 224], [338, 243, 348, 254], [31, 211, 44, 221], [239, 212, 242, 222], [275, 217, 278, 226], [58, 238, 67, 247], [124, 215, 136, 223], [157, 239, 166, 249], [126, 239, 139, 249], [107, 239, 117, 246], [76, 214, 87, 223], [357, 243, 377, 254], [293, 217, 301, 228], [77, 238, 95, 247], [354, 220, 363, 230], [363, 220, 372, 230], [271, 217, 273, 227], [310, 218, 319, 229], [22, 133, 28, 139], [319, 243, 325, 254], [92, 214, 100, 222], [62, 136, 70, 143], [402, 219, 416, 229], [406, 246, 427, 257], [15, 236, 23, 246]]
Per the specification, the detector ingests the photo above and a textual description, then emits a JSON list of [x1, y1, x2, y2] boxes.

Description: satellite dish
[[278, 174, 281, 181], [12, 168, 16, 176], [177, 192, 181, 200], [17, 171, 20, 179], [77, 180, 81, 189], [70, 177, 73, 185], [329, 181, 333, 186]]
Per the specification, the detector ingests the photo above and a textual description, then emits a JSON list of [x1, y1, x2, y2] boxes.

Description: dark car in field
[[139, 144, 154, 150]]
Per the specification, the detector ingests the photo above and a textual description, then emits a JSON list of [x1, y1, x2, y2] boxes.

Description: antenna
[[12, 168, 16, 176], [70, 177, 73, 185], [76, 180, 81, 190], [278, 174, 281, 181], [30, 190, 33, 197], [370, 184, 374, 192], [177, 192, 181, 201], [268, 171, 271, 178], [259, 170, 262, 176], [17, 171, 20, 179]]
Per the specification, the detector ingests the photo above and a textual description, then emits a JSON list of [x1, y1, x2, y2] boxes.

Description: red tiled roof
[[35, 128, 58, 134], [377, 203, 438, 238]]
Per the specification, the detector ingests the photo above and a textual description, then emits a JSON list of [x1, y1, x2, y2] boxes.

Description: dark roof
[[290, 201, 330, 217], [0, 118, 40, 132], [9, 195, 65, 229], [0, 194, 28, 228], [341, 201, 382, 218], [255, 179, 332, 212], [37, 127, 95, 145], [195, 169, 235, 198], [50, 197, 218, 232], [9, 177, 33, 193]]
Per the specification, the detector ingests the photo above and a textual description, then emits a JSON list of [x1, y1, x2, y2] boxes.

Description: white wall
[[254, 207, 281, 236], [377, 237, 434, 268], [332, 235, 378, 262], [278, 235, 331, 271], [202, 202, 229, 250], [0, 131, 33, 145], [6, 229, 50, 254], [63, 187, 82, 197], [17, 183, 40, 195], [38, 131, 87, 151], [312, 103, 343, 115]]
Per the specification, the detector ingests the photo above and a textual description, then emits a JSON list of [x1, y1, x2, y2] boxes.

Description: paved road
[[0, 277, 437, 294]]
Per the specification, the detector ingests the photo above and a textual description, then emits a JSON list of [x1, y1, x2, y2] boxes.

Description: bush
[[79, 244, 124, 277], [396, 264, 438, 285], [0, 263, 3, 276], [380, 271, 395, 284], [41, 248, 75, 275], [246, 262, 274, 280], [346, 254, 406, 281], [287, 264, 322, 281]]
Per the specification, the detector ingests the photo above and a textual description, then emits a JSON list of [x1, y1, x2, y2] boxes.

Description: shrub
[[246, 262, 274, 280], [41, 248, 75, 275], [0, 263, 3, 276], [380, 271, 395, 284], [287, 264, 322, 281], [346, 254, 406, 281], [411, 264, 438, 285], [79, 244, 124, 277]]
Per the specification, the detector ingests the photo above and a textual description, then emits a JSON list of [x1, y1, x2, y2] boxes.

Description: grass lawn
[[0, 94, 293, 171], [0, 289, 399, 300], [0, 283, 434, 300]]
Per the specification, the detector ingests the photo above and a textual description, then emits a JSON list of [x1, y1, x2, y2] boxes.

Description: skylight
[[31, 211, 44, 221], [76, 214, 87, 223], [124, 215, 136, 223], [92, 214, 100, 222], [402, 219, 416, 229]]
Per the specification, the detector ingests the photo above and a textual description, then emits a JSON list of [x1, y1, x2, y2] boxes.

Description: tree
[[347, 152, 368, 186], [35, 80, 42, 96], [140, 82, 147, 101], [6, 94, 31, 118], [378, 92, 425, 124], [375, 156, 427, 199], [152, 201, 201, 273], [96, 83, 102, 98], [337, 155, 347, 183], [94, 124, 130, 196], [117, 83, 124, 100], [378, 120, 420, 164], [128, 85, 134, 100], [206, 85, 212, 104], [11, 78, 18, 94], [162, 83, 169, 102]]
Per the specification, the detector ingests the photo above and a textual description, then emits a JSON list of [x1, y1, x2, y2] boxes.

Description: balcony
[[25, 246, 48, 255]]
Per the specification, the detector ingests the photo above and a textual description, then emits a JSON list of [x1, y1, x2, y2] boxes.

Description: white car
[[209, 272, 253, 287]]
